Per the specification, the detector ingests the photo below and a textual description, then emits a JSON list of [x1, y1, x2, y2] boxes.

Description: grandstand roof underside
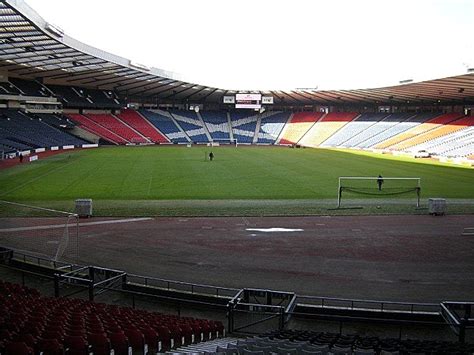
[[1, 0, 473, 107]]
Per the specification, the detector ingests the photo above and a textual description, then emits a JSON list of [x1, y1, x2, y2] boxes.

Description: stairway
[[166, 337, 240, 354]]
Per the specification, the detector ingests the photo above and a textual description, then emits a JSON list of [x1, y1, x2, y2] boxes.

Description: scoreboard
[[223, 94, 273, 109], [235, 93, 262, 109]]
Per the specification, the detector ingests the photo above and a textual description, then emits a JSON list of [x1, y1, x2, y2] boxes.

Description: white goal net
[[337, 177, 421, 208], [209, 138, 238, 147], [0, 200, 79, 263]]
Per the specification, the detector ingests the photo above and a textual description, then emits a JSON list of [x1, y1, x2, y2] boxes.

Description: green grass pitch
[[0, 146, 473, 216]]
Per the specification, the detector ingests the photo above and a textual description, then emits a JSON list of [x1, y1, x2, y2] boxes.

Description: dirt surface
[[1, 214, 474, 303]]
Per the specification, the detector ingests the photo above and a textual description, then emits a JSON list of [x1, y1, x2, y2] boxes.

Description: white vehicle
[[414, 150, 431, 158]]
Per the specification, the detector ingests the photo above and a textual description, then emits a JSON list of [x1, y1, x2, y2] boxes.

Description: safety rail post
[[459, 304, 471, 343], [121, 272, 127, 289], [88, 267, 95, 301], [88, 279, 94, 301], [227, 301, 234, 334], [54, 273, 60, 297], [278, 306, 285, 330]]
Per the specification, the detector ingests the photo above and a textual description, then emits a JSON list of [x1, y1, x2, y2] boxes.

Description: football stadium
[[0, 0, 474, 353]]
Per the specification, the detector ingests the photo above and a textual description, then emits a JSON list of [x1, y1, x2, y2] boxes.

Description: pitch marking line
[[0, 159, 78, 198], [0, 217, 153, 233], [246, 228, 303, 233]]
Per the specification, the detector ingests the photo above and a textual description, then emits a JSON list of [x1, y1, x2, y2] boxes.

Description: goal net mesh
[[338, 177, 421, 207], [0, 201, 79, 263]]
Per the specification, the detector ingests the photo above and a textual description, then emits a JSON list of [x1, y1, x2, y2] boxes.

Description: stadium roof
[[1, 0, 473, 107]]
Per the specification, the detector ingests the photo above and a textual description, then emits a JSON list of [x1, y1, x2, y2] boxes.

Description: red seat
[[5, 341, 34, 355], [156, 325, 172, 350], [124, 328, 144, 353], [141, 327, 159, 352], [200, 321, 212, 340], [64, 335, 89, 355], [36, 338, 64, 355], [211, 320, 225, 337], [40, 330, 64, 342], [18, 333, 37, 348], [66, 327, 87, 337], [167, 323, 182, 347], [180, 323, 194, 344], [87, 333, 110, 355], [109, 332, 129, 355]]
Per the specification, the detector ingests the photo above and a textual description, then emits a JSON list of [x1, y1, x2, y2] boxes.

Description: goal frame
[[210, 138, 238, 147], [337, 176, 421, 208], [0, 200, 80, 262]]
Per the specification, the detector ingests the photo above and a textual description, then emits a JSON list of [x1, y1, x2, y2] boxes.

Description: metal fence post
[[227, 301, 234, 334], [88, 280, 94, 301], [279, 307, 285, 330], [54, 273, 60, 298]]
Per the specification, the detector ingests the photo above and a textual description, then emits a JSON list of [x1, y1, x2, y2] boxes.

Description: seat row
[[0, 280, 224, 355], [251, 329, 474, 355]]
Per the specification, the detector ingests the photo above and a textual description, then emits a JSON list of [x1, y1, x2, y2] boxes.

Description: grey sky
[[25, 0, 474, 90]]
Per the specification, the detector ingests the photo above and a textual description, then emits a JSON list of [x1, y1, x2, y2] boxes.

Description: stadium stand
[[410, 125, 474, 157], [67, 113, 127, 144], [35, 113, 76, 130], [357, 112, 438, 149], [115, 109, 169, 143], [47, 85, 93, 108], [170, 110, 209, 143], [200, 111, 231, 142], [165, 330, 474, 354], [82, 88, 121, 109], [278, 112, 324, 145], [229, 111, 259, 144], [139, 109, 189, 143], [0, 280, 225, 355], [85, 113, 147, 143], [321, 113, 389, 147], [0, 110, 86, 151], [8, 78, 52, 97], [401, 116, 473, 154], [257, 111, 291, 144], [0, 138, 31, 153], [0, 81, 22, 95], [299, 112, 359, 147], [341, 113, 414, 148], [252, 330, 474, 355], [386, 113, 462, 150]]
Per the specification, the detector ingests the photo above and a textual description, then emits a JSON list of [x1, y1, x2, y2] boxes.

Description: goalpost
[[0, 200, 80, 263], [337, 177, 421, 208], [210, 138, 238, 147]]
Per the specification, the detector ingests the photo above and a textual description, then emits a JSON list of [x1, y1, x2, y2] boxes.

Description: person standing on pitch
[[377, 174, 384, 191], [209, 151, 214, 161]]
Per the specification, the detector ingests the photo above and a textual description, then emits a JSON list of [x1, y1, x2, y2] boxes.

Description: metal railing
[[297, 294, 439, 315], [126, 273, 239, 299]]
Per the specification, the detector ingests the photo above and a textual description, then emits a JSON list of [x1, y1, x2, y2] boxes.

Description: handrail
[[296, 294, 439, 314], [237, 302, 284, 310], [94, 273, 126, 287], [127, 272, 239, 297], [4, 248, 444, 314]]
